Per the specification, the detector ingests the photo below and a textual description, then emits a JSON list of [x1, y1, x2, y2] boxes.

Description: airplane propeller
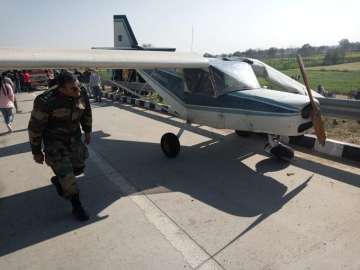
[[296, 54, 327, 146]]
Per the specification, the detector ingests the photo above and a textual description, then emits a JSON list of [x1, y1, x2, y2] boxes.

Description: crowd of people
[[1, 70, 33, 93]]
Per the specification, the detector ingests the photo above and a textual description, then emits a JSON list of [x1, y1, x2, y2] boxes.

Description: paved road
[[1, 92, 359, 270]]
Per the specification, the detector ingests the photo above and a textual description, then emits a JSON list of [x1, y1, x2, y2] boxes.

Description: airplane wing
[[0, 48, 209, 70]]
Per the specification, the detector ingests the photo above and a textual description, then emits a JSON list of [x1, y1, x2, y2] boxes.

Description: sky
[[0, 0, 359, 54]]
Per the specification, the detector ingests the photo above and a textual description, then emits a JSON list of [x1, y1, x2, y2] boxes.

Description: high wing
[[0, 48, 209, 70]]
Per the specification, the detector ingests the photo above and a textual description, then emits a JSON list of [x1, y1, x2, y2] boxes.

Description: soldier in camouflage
[[28, 71, 92, 221]]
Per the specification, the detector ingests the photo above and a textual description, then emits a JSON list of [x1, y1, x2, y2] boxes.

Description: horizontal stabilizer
[[92, 47, 176, 52]]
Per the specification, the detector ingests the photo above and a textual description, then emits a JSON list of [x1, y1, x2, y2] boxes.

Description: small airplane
[[0, 16, 326, 161]]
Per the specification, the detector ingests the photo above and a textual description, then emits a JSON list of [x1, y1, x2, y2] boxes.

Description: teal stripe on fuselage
[[186, 104, 298, 117], [228, 92, 299, 112]]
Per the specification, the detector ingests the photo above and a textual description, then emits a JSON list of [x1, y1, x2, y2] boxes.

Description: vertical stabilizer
[[114, 15, 139, 48]]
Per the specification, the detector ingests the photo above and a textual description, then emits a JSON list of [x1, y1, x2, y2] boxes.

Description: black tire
[[161, 133, 180, 158], [270, 144, 294, 162], [235, 130, 252, 137]]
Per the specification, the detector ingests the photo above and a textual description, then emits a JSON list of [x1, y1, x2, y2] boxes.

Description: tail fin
[[93, 15, 175, 52], [114, 15, 139, 49]]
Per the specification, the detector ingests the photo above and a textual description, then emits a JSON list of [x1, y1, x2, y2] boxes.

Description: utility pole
[[190, 25, 194, 52]]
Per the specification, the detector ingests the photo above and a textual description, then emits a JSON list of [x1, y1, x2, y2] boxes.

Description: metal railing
[[318, 98, 360, 120]]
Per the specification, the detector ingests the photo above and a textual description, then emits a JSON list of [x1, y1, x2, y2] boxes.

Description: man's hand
[[33, 153, 45, 164], [84, 132, 91, 145]]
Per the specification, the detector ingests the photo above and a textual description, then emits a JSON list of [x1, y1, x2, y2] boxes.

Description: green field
[[264, 51, 360, 71], [308, 61, 360, 71], [282, 68, 360, 94], [265, 54, 324, 70], [263, 52, 360, 94]]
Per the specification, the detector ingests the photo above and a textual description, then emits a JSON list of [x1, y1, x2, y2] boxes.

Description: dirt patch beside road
[[324, 117, 360, 145]]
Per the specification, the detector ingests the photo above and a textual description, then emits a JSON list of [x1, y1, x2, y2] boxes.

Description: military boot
[[70, 194, 89, 221], [51, 176, 64, 197]]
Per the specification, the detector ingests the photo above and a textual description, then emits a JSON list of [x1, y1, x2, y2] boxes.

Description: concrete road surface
[[0, 92, 359, 270]]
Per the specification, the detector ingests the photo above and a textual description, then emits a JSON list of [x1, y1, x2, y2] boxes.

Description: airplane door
[[185, 94, 225, 129], [183, 68, 225, 128]]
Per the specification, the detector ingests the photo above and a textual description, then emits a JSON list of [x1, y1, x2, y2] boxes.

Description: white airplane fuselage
[[138, 63, 314, 137]]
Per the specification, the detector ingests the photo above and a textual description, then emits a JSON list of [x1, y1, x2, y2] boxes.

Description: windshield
[[183, 61, 260, 97], [250, 58, 313, 96], [210, 61, 260, 95]]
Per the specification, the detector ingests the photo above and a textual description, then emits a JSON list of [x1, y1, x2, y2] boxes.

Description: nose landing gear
[[264, 134, 294, 162]]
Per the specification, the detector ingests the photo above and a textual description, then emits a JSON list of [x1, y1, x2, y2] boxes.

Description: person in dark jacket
[[28, 71, 92, 221]]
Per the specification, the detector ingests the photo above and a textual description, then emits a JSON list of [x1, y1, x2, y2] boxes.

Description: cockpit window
[[183, 68, 215, 96], [210, 66, 243, 93]]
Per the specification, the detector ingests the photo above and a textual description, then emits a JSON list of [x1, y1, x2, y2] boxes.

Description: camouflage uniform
[[28, 88, 92, 199]]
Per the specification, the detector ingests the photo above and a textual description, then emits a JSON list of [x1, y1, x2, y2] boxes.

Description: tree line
[[204, 39, 360, 65]]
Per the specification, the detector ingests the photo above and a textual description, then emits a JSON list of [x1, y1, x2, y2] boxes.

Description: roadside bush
[[324, 48, 346, 65]]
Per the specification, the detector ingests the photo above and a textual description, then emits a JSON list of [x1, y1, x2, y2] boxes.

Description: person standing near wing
[[23, 70, 32, 92], [0, 75, 15, 133], [3, 72, 21, 113], [89, 70, 102, 102], [28, 71, 92, 221]]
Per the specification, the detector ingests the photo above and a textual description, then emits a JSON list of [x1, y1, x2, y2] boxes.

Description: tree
[[317, 46, 329, 54], [278, 48, 285, 58], [297, 44, 314, 57], [233, 51, 243, 57], [267, 47, 278, 58], [324, 48, 345, 65], [203, 52, 215, 58], [339, 39, 351, 51], [244, 49, 257, 58]]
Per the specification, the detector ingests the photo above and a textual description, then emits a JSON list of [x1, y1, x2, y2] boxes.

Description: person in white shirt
[[0, 75, 15, 133], [3, 72, 21, 113], [89, 70, 102, 102]]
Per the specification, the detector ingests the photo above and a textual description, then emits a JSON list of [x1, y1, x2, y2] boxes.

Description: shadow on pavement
[[0, 173, 122, 256], [292, 156, 360, 187], [0, 141, 31, 158], [255, 154, 359, 187], [90, 130, 311, 217]]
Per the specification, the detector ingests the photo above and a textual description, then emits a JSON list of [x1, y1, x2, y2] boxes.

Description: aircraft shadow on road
[[90, 130, 315, 251], [106, 101, 360, 187]]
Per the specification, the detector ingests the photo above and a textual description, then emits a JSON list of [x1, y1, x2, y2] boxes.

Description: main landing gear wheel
[[161, 133, 180, 158], [235, 130, 252, 137]]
